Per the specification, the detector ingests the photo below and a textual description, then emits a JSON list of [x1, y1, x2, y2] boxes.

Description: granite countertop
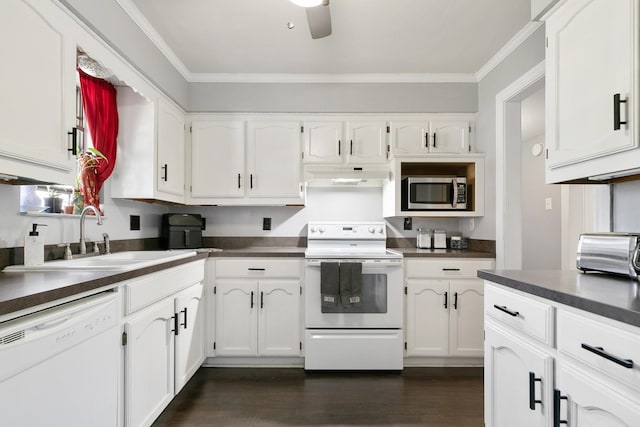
[[0, 251, 209, 318], [478, 269, 640, 328]]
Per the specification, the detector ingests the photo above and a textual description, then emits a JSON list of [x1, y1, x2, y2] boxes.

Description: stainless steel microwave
[[401, 176, 467, 210]]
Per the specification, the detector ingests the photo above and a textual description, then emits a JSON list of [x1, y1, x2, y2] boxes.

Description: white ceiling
[[124, 0, 532, 81]]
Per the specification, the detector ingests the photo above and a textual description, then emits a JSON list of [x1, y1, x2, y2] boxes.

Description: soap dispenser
[[24, 223, 46, 266]]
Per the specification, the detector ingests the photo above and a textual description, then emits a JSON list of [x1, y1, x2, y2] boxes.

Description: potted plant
[[78, 147, 108, 215]]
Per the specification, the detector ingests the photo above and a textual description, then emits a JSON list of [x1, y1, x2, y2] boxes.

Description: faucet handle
[[57, 243, 72, 260], [92, 241, 101, 254], [102, 233, 111, 255]]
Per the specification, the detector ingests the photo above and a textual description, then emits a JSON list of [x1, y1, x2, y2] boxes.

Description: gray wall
[[60, 0, 189, 108], [473, 25, 546, 241], [188, 82, 478, 113]]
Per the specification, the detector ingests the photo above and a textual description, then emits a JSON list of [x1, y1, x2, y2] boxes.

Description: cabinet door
[[405, 280, 449, 356], [389, 121, 429, 156], [190, 120, 244, 199], [258, 280, 301, 356], [556, 361, 640, 427], [157, 99, 186, 198], [303, 121, 343, 164], [0, 0, 76, 184], [485, 324, 553, 427], [247, 121, 302, 198], [546, 0, 637, 169], [124, 298, 175, 427], [346, 121, 388, 164], [215, 280, 258, 356], [449, 280, 484, 357], [174, 283, 205, 393], [429, 121, 470, 154]]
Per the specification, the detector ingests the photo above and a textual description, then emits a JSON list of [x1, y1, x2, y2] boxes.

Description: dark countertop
[[395, 248, 495, 258], [0, 251, 209, 318], [478, 269, 640, 328]]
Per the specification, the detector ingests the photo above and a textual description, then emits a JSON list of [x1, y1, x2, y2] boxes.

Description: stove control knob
[[377, 227, 384, 234], [368, 226, 375, 233], [319, 226, 326, 233], [310, 226, 317, 233]]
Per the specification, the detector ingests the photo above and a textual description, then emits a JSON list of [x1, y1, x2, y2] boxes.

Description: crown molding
[[116, 0, 540, 85], [475, 21, 544, 82]]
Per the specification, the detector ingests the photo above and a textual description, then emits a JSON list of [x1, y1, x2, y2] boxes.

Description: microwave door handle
[[452, 179, 458, 208]]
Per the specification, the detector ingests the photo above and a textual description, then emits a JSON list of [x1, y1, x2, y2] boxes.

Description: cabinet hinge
[[469, 125, 472, 133], [301, 125, 304, 133], [300, 286, 302, 295], [300, 342, 303, 350], [404, 342, 407, 350], [545, 37, 548, 48], [190, 185, 192, 193], [301, 152, 304, 160], [214, 286, 217, 294], [404, 286, 407, 295], [122, 331, 128, 346], [545, 148, 549, 159], [214, 342, 216, 350], [386, 125, 390, 133], [189, 125, 192, 133]]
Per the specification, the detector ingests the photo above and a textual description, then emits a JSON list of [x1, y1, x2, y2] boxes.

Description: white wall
[[473, 25, 546, 241], [0, 181, 167, 249], [613, 181, 640, 232]]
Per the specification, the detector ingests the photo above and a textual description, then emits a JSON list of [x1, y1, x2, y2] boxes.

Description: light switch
[[545, 198, 552, 210]]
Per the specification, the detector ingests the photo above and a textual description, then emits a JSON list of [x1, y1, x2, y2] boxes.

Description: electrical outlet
[[130, 215, 140, 231], [469, 218, 475, 231], [201, 217, 206, 230], [263, 217, 271, 231], [545, 198, 553, 210], [403, 217, 412, 230]]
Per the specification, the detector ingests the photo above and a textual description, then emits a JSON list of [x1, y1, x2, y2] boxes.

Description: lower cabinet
[[404, 258, 494, 361], [123, 268, 205, 427], [215, 279, 301, 357]]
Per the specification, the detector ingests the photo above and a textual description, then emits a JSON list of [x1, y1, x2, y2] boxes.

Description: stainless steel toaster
[[576, 233, 640, 278]]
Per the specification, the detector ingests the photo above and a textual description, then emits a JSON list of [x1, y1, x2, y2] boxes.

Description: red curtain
[[78, 68, 118, 193]]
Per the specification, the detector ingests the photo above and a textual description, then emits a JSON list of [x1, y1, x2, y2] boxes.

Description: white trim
[[187, 73, 477, 84], [475, 22, 544, 82], [113, 0, 541, 84], [495, 61, 545, 269]]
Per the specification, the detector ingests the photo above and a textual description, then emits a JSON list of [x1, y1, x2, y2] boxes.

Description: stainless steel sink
[[3, 250, 197, 272]]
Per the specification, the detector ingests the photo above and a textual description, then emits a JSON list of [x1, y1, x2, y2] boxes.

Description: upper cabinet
[[112, 90, 186, 204], [188, 118, 304, 205], [0, 0, 78, 185], [390, 120, 471, 156], [545, 0, 640, 183], [302, 119, 388, 164]]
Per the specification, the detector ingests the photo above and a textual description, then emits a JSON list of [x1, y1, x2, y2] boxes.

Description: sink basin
[[3, 250, 197, 272]]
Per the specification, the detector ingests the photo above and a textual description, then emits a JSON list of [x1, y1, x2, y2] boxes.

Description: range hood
[[304, 165, 391, 187]]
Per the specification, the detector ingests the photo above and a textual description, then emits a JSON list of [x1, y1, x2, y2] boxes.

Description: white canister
[[416, 229, 431, 249], [433, 229, 447, 249]]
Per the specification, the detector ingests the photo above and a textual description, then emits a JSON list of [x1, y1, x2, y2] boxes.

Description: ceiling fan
[[290, 0, 332, 39]]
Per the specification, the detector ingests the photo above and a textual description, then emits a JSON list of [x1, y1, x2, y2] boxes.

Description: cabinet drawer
[[558, 309, 640, 393], [484, 284, 554, 346], [216, 259, 301, 278], [125, 261, 205, 314], [406, 259, 495, 279]]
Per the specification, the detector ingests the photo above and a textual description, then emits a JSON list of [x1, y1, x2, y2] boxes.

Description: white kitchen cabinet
[[0, 0, 77, 185], [302, 120, 344, 164], [188, 119, 304, 205], [112, 90, 186, 204], [347, 120, 389, 164], [390, 120, 471, 156], [405, 259, 493, 361], [545, 0, 640, 183], [485, 322, 554, 427], [213, 258, 302, 358], [123, 262, 205, 427]]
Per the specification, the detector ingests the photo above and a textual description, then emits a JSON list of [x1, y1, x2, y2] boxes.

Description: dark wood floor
[[153, 368, 484, 427]]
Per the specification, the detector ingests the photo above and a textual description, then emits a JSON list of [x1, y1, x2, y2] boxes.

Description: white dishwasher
[[0, 291, 120, 427]]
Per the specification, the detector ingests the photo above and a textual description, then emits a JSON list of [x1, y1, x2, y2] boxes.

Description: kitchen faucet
[[79, 205, 103, 255]]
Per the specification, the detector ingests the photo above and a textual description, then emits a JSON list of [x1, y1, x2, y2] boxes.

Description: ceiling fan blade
[[306, 3, 332, 39]]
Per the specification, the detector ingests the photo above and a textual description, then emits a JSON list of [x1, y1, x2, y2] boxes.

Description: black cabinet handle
[[425, 132, 429, 148], [260, 291, 264, 309], [67, 127, 78, 156], [493, 304, 519, 317], [350, 140, 353, 155], [248, 268, 266, 271], [614, 93, 628, 130], [554, 389, 568, 427], [529, 372, 542, 410], [453, 292, 458, 310], [171, 314, 179, 336], [237, 173, 241, 189], [180, 307, 188, 329], [581, 343, 634, 368], [442, 268, 461, 271], [338, 140, 341, 155], [250, 174, 253, 189], [161, 164, 168, 182], [250, 291, 254, 308], [433, 132, 437, 148], [444, 291, 448, 309]]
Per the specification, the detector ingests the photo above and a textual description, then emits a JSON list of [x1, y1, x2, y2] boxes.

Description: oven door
[[304, 259, 403, 328]]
